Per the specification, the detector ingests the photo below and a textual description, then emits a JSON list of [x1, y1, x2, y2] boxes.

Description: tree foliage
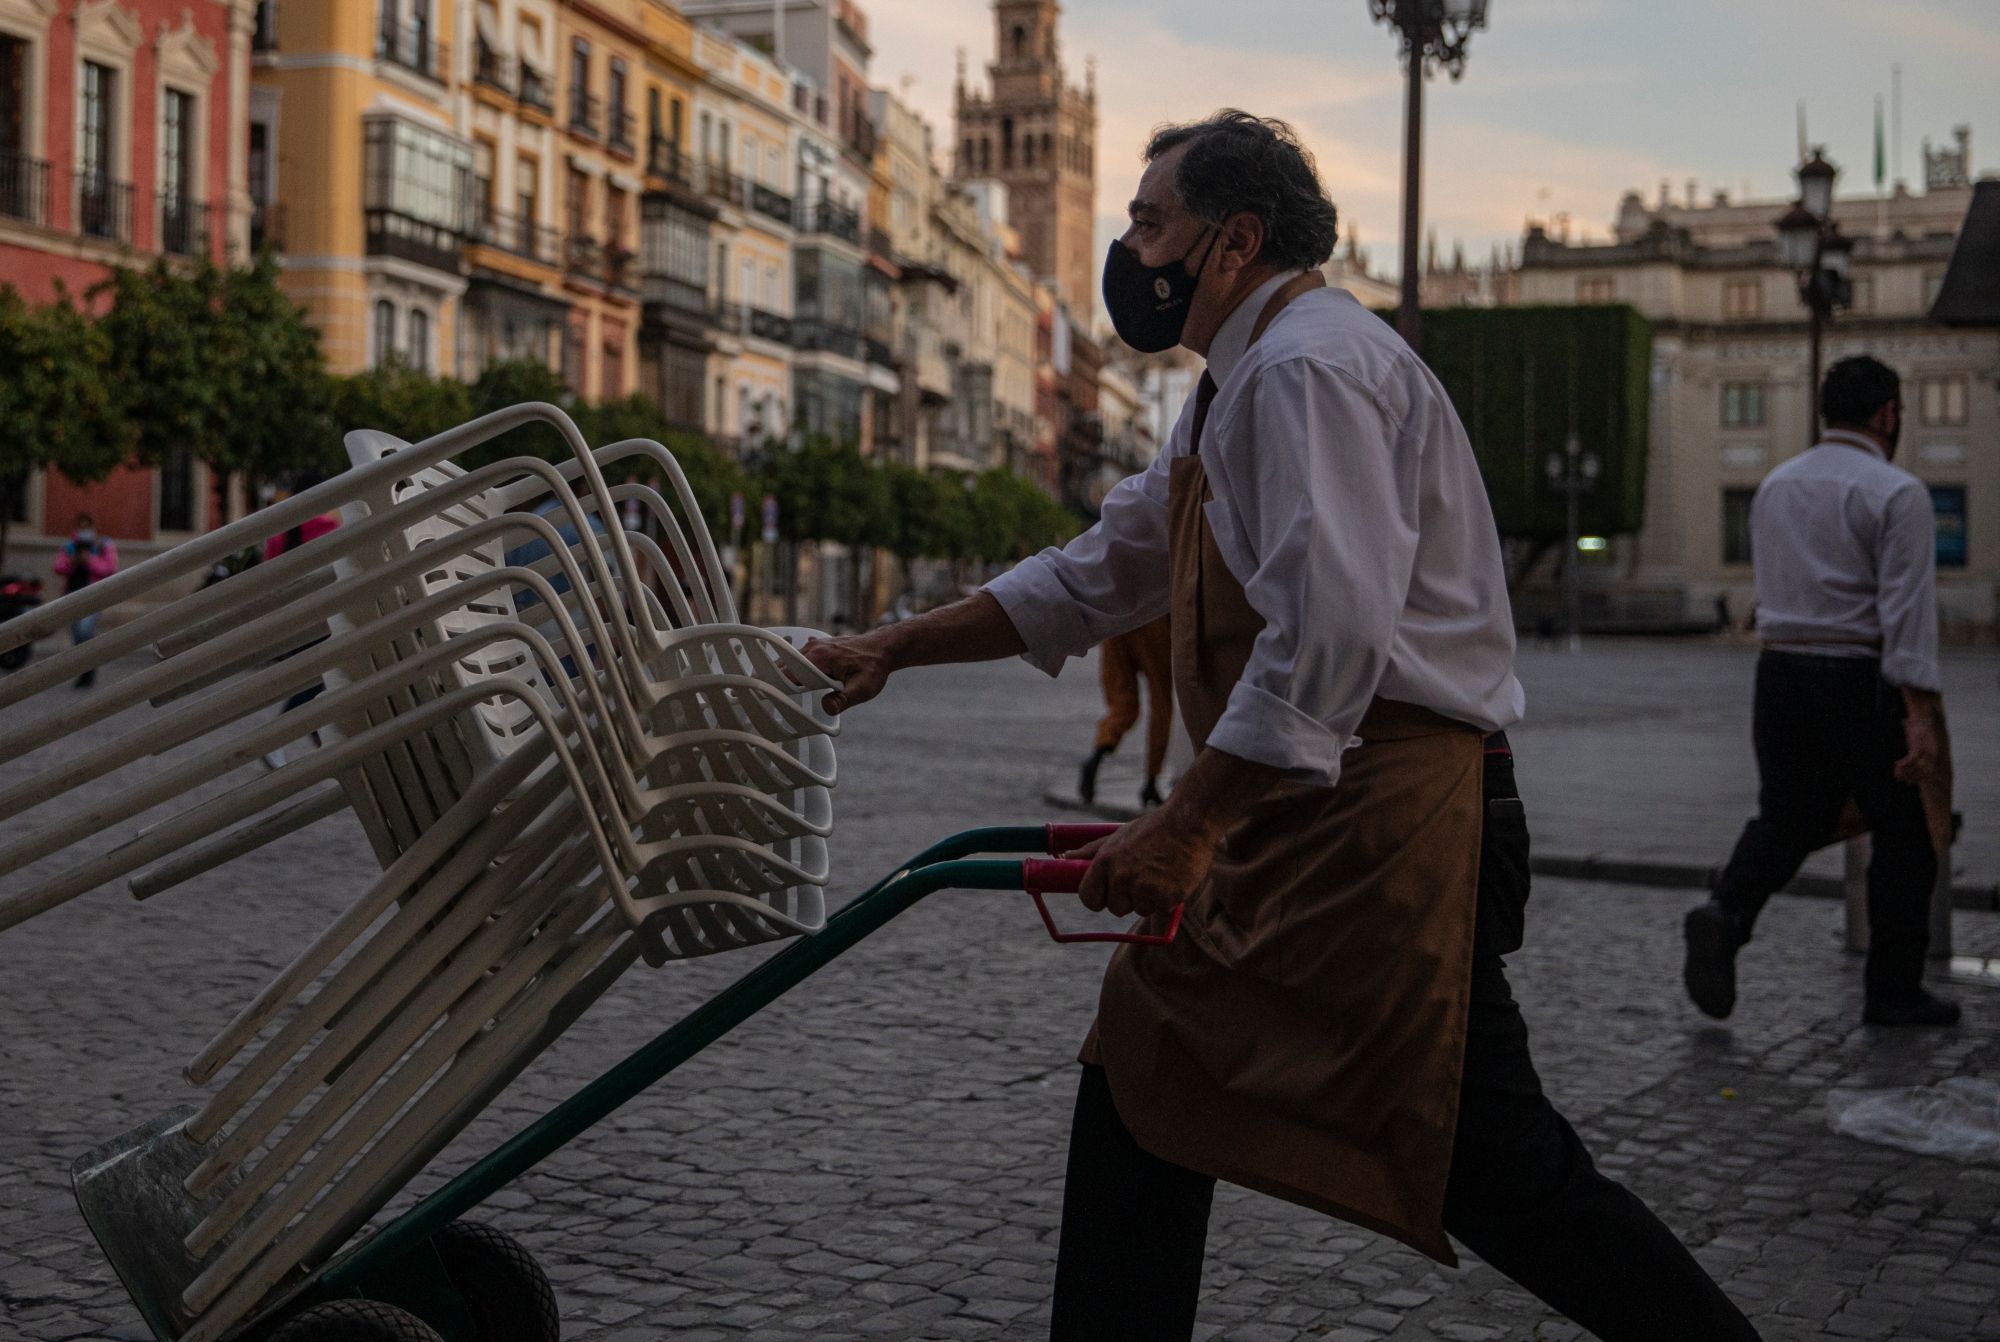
[[0, 285, 127, 566], [323, 360, 475, 463], [92, 257, 327, 509]]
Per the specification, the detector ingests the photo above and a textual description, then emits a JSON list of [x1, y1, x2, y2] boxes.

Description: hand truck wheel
[[267, 1298, 444, 1342], [432, 1220, 561, 1342]]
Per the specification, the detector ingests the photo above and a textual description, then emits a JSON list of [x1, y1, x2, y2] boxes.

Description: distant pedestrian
[[52, 512, 117, 689], [1685, 356, 1955, 1027], [1078, 616, 1172, 807]]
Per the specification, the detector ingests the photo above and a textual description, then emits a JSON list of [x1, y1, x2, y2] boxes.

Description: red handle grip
[[1021, 858, 1183, 946], [1045, 822, 1122, 855]]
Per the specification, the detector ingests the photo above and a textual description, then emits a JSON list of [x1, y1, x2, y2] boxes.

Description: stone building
[[951, 0, 1095, 315], [1516, 153, 1998, 638]]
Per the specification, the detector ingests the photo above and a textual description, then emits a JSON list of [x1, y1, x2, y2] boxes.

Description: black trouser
[[1050, 745, 1760, 1342], [1713, 650, 1935, 1001]]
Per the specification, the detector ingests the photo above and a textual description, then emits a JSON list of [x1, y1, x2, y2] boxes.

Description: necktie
[[1190, 372, 1219, 455]]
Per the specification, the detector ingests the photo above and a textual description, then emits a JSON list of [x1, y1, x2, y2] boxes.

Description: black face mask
[[1101, 228, 1217, 353]]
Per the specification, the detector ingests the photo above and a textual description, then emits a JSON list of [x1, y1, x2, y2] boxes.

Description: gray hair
[[1145, 111, 1340, 272]]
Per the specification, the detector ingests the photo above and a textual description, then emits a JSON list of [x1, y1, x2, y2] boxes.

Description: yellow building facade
[[253, 1, 471, 375]]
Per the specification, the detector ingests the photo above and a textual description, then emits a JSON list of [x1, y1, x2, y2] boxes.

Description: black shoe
[[1139, 777, 1164, 808], [1683, 904, 1745, 1020], [1077, 748, 1110, 805], [1863, 990, 1961, 1027]]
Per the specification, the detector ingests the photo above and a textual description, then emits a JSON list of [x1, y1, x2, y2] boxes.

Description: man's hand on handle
[[1896, 686, 1944, 785], [801, 592, 1029, 717], [1067, 807, 1219, 919]]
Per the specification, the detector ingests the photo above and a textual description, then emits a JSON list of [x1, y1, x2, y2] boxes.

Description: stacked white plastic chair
[[0, 404, 838, 1342]]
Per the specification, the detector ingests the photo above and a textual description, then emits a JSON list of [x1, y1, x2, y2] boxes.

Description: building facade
[[1, 0, 255, 562], [952, 0, 1094, 315], [1517, 164, 2000, 637]]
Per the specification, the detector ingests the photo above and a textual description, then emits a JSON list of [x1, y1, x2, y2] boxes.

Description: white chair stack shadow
[[0, 403, 839, 1342]]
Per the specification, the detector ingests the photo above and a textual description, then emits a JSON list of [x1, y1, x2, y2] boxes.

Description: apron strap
[[1192, 272, 1328, 454]]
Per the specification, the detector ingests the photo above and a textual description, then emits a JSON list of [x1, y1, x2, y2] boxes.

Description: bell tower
[[954, 0, 1097, 313]]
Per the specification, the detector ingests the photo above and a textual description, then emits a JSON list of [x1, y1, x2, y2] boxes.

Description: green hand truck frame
[[71, 823, 1178, 1342]]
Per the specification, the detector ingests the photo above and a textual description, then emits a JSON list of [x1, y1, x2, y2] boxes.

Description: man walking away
[[1685, 355, 1954, 1027], [52, 512, 117, 689], [1078, 616, 1173, 807]]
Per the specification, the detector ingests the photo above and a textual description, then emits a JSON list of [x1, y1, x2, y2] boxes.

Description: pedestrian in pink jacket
[[52, 511, 118, 689]]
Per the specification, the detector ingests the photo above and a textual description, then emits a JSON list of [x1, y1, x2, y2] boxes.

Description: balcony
[[712, 304, 745, 336], [376, 20, 446, 82], [642, 272, 708, 317], [791, 319, 862, 360], [848, 113, 878, 161], [160, 194, 212, 257], [646, 136, 690, 186], [603, 240, 637, 292], [703, 165, 745, 209], [568, 91, 601, 140], [750, 308, 793, 343], [519, 65, 555, 114], [249, 201, 284, 252], [366, 207, 462, 273], [607, 108, 636, 157], [797, 199, 861, 246], [474, 40, 515, 95], [0, 148, 50, 228], [77, 173, 133, 244], [750, 183, 794, 227], [566, 232, 601, 276], [468, 207, 560, 267]]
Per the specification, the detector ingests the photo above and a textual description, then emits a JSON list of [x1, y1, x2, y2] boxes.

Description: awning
[[1930, 179, 2000, 327]]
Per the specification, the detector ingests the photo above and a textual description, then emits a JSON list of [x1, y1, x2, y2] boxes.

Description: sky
[[861, 0, 1998, 285]]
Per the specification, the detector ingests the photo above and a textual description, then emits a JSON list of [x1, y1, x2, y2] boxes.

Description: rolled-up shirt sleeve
[[1200, 358, 1419, 784], [981, 404, 1184, 676], [1877, 480, 1941, 691]]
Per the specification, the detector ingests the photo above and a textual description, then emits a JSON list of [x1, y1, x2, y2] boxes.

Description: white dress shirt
[[1751, 429, 1941, 691], [984, 271, 1524, 786]]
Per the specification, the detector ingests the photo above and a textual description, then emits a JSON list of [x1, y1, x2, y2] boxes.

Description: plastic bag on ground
[[1825, 1077, 2000, 1162]]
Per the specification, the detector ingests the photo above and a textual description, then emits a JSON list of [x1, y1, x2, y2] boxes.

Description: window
[[1930, 486, 1966, 569], [601, 324, 624, 396], [605, 184, 627, 250], [407, 307, 430, 372], [566, 165, 589, 238], [1723, 279, 1761, 320], [608, 58, 628, 144], [655, 342, 706, 428], [569, 37, 590, 113], [516, 152, 538, 221], [158, 448, 195, 533], [80, 61, 113, 178], [1, 468, 27, 524], [1917, 374, 1968, 426], [254, 2, 277, 51], [1577, 277, 1614, 304], [1722, 488, 1755, 565], [373, 299, 397, 365], [670, 97, 683, 147], [647, 85, 661, 143], [160, 88, 197, 253], [1721, 382, 1766, 428], [1, 37, 25, 161], [470, 136, 494, 228]]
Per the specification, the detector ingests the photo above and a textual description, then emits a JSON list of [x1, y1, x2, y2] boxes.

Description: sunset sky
[[862, 0, 1996, 283]]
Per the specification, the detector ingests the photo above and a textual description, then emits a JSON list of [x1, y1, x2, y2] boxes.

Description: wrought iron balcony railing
[[468, 207, 561, 267], [646, 137, 690, 185], [750, 307, 793, 343], [77, 173, 133, 243], [797, 199, 862, 245], [568, 91, 601, 139], [607, 109, 636, 155], [0, 148, 49, 228], [519, 65, 555, 113], [159, 194, 211, 257], [703, 165, 745, 208], [474, 40, 515, 95], [750, 182, 794, 226], [376, 21, 446, 81]]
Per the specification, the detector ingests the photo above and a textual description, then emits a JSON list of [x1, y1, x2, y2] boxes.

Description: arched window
[[1001, 116, 1014, 169], [963, 138, 974, 172], [373, 299, 396, 366], [979, 137, 991, 172], [1023, 136, 1034, 168], [1011, 23, 1026, 57]]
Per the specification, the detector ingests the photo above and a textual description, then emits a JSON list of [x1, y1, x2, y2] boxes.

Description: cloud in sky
[[862, 0, 1995, 286]]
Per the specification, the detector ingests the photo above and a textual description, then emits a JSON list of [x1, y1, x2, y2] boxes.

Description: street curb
[[1040, 790, 2000, 911]]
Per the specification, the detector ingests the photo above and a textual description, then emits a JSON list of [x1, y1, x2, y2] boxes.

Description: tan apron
[[1081, 274, 1485, 1264]]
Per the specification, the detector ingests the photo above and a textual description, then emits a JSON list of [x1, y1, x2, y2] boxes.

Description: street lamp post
[[1774, 148, 1854, 446], [1544, 431, 1599, 653], [1369, 0, 1489, 356]]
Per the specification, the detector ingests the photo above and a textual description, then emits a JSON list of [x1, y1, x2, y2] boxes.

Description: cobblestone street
[[3, 642, 1998, 1340]]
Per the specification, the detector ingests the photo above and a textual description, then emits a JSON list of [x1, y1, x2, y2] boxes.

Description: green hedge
[[1392, 305, 1653, 541]]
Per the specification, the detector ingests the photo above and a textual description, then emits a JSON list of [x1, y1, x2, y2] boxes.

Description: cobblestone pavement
[[4, 647, 1999, 1341]]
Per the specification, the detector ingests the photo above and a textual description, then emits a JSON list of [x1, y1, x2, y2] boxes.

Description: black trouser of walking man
[[1686, 650, 1949, 1025], [1050, 746, 1761, 1342]]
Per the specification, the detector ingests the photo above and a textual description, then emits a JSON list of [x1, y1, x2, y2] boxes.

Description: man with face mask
[[1686, 355, 1955, 1027], [52, 511, 118, 690], [804, 111, 1758, 1340]]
